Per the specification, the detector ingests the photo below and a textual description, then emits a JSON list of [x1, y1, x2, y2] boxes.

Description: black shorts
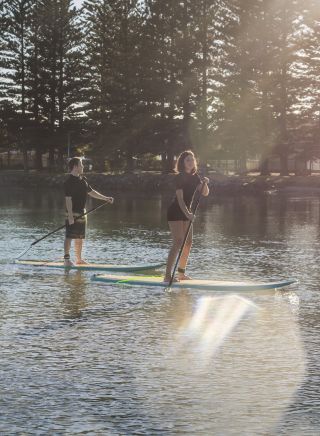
[[65, 215, 87, 239], [167, 203, 188, 221]]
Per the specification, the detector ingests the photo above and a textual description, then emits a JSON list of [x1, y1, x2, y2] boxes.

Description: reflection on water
[[62, 271, 88, 319], [0, 189, 319, 434]]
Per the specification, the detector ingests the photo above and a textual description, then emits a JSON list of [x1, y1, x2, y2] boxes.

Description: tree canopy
[[0, 0, 319, 174]]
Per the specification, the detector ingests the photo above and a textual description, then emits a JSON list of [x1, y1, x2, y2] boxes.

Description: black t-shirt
[[174, 172, 201, 208], [64, 175, 93, 213], [167, 172, 201, 221]]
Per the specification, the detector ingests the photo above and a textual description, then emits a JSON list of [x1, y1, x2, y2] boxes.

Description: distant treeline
[[0, 0, 319, 173]]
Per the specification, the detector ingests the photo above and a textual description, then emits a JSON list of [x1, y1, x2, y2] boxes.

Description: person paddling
[[64, 157, 113, 266], [164, 150, 209, 283]]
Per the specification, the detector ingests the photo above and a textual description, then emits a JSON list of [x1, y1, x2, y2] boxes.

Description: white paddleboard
[[15, 259, 165, 272], [91, 274, 296, 291]]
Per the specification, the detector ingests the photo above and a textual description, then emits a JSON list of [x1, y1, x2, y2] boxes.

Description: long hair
[[174, 150, 197, 174]]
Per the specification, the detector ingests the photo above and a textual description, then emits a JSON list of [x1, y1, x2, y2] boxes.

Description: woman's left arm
[[198, 177, 210, 196]]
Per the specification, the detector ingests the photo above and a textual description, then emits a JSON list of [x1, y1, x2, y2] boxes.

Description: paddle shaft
[[167, 181, 206, 288], [16, 201, 108, 259]]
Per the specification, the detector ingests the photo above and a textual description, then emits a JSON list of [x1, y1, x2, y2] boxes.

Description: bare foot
[[64, 259, 74, 267], [178, 274, 192, 280], [75, 259, 89, 265], [163, 276, 180, 284]]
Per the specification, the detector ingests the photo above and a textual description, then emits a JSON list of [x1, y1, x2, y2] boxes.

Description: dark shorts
[[167, 203, 188, 221], [65, 215, 87, 239]]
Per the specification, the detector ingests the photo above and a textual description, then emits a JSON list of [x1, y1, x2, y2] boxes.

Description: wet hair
[[68, 157, 82, 171], [174, 150, 197, 174]]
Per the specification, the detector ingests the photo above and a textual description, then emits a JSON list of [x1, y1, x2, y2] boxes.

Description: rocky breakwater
[[1, 170, 320, 195], [0, 171, 177, 193]]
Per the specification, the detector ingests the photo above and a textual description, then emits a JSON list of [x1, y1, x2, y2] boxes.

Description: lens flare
[[182, 295, 258, 362]]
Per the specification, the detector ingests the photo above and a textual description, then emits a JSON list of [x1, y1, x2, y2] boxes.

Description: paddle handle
[[167, 180, 207, 288]]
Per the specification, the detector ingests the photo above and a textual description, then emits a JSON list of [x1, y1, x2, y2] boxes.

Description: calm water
[[0, 188, 319, 435]]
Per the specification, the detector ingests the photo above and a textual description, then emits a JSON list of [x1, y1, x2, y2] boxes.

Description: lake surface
[[0, 188, 319, 435]]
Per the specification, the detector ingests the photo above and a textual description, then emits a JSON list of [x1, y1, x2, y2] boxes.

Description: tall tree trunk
[[199, 0, 208, 160], [35, 146, 42, 169], [122, 5, 133, 173], [20, 7, 28, 172], [161, 152, 167, 173], [167, 148, 175, 172], [181, 1, 191, 150], [22, 139, 28, 171], [259, 8, 272, 177], [49, 0, 58, 170], [260, 157, 270, 176], [48, 145, 55, 168], [57, 4, 64, 171], [238, 156, 247, 174], [126, 152, 134, 173], [260, 85, 271, 176], [279, 5, 289, 176], [33, 17, 42, 170]]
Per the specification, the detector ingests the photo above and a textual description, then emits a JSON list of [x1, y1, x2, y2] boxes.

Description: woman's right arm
[[176, 190, 194, 221]]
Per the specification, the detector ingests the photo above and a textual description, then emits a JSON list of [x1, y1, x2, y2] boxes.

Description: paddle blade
[[16, 245, 32, 260]]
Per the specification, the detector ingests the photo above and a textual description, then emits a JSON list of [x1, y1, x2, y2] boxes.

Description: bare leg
[[164, 221, 185, 282], [64, 238, 74, 266], [178, 222, 193, 280], [74, 239, 88, 264]]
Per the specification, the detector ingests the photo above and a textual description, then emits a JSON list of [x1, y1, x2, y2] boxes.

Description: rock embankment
[[1, 171, 320, 195]]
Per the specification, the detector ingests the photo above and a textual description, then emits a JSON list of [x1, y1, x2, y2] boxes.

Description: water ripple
[[1, 191, 319, 434]]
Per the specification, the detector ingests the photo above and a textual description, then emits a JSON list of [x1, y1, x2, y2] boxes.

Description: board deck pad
[[91, 274, 296, 291], [15, 259, 165, 272]]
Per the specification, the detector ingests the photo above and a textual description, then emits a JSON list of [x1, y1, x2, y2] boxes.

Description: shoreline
[[2, 170, 320, 195]]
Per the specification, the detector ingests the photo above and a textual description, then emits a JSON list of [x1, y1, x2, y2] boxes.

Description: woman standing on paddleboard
[[164, 150, 209, 283]]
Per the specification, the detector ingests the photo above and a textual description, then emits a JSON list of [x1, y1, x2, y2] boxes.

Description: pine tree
[[1, 0, 34, 170], [82, 0, 147, 171], [29, 0, 85, 169], [143, 0, 185, 171], [269, 1, 300, 175], [142, 0, 203, 169], [192, 0, 230, 163], [0, 0, 7, 101], [288, 0, 320, 174], [214, 0, 262, 173], [213, 0, 308, 175], [81, 0, 116, 170]]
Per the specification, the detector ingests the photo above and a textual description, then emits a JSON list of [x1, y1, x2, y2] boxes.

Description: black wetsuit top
[[64, 175, 93, 214], [167, 172, 201, 221]]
